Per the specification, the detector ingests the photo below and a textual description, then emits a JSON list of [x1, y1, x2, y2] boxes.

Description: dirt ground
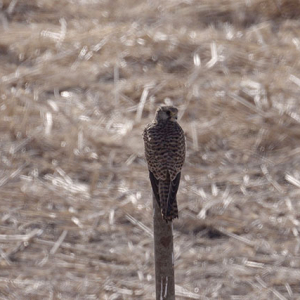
[[1, 0, 300, 299]]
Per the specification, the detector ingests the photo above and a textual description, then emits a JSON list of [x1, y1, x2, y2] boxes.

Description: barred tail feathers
[[159, 172, 181, 222]]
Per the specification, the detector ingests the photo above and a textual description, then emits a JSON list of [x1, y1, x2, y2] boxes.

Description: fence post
[[153, 194, 175, 300]]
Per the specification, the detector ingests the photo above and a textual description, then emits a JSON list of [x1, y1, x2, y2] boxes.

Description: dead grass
[[1, 0, 300, 299]]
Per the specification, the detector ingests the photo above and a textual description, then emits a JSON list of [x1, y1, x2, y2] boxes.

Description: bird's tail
[[159, 179, 179, 222]]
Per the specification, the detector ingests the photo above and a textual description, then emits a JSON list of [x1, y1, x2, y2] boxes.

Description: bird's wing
[[149, 171, 160, 207], [166, 172, 181, 215]]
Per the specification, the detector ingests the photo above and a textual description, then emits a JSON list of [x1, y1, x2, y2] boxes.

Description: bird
[[143, 105, 185, 222]]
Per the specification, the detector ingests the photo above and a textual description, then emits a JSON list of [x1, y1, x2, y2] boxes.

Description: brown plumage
[[143, 106, 185, 222]]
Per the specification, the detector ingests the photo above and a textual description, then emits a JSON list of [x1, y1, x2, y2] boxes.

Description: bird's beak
[[170, 111, 177, 120]]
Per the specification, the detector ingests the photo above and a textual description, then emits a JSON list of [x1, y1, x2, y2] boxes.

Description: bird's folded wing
[[167, 172, 181, 213], [149, 171, 160, 207]]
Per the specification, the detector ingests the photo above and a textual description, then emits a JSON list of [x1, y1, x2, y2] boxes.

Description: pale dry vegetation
[[1, 0, 300, 299]]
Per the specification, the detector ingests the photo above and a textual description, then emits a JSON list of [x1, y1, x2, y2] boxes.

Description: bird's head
[[155, 106, 178, 122]]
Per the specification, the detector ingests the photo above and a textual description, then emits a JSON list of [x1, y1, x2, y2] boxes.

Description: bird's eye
[[166, 111, 171, 116]]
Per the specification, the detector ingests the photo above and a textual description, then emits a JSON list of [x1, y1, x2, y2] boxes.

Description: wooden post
[[153, 194, 175, 300]]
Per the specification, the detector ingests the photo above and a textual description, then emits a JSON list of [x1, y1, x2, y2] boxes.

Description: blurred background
[[1, 0, 300, 299]]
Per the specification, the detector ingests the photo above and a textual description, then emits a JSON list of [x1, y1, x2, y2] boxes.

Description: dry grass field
[[1, 0, 300, 299]]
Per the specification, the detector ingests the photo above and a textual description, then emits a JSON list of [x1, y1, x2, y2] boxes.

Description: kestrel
[[143, 106, 185, 222]]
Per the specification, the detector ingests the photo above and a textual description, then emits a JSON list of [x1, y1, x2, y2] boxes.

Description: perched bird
[[143, 106, 185, 222]]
